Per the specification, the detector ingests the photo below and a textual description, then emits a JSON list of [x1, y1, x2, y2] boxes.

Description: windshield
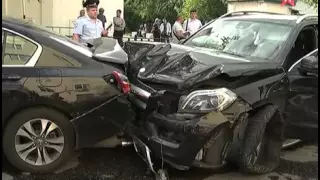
[[183, 18, 293, 60]]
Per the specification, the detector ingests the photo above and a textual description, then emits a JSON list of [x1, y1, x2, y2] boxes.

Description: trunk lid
[[88, 37, 128, 65]]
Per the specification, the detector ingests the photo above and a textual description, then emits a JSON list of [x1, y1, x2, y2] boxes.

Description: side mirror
[[299, 55, 318, 76]]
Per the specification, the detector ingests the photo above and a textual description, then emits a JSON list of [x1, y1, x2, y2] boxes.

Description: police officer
[[73, 0, 108, 43]]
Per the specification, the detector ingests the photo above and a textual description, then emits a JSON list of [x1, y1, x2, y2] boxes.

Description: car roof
[[220, 13, 318, 25], [2, 16, 61, 36], [3, 16, 31, 24]]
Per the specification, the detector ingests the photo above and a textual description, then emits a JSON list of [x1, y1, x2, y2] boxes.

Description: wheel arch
[[2, 103, 73, 132]]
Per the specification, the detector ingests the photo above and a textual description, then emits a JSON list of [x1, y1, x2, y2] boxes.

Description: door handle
[[2, 74, 22, 81]]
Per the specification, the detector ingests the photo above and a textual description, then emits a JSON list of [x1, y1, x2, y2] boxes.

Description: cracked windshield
[[184, 18, 292, 60]]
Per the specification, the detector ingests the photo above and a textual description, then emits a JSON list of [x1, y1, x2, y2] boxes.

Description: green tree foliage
[[303, 0, 318, 8], [124, 1, 144, 32], [123, 0, 227, 31], [125, 0, 184, 22], [181, 0, 227, 21]]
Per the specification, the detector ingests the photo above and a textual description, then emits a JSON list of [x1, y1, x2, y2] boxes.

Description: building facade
[[2, 0, 124, 36]]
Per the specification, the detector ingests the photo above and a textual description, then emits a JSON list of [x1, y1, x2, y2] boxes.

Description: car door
[[2, 28, 43, 125], [284, 49, 318, 142]]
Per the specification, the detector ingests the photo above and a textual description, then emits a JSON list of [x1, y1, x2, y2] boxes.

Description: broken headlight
[[178, 88, 237, 113]]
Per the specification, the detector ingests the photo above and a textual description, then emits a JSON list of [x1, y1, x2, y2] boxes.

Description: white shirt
[[183, 18, 202, 35], [160, 22, 172, 36], [73, 16, 104, 43], [171, 21, 184, 43]]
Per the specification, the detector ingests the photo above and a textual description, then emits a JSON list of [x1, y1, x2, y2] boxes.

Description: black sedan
[[123, 11, 318, 179], [2, 17, 134, 173]]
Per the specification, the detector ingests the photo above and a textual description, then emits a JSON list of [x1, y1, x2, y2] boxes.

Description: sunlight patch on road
[[281, 145, 318, 162]]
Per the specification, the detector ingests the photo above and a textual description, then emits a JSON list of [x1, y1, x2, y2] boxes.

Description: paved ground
[[2, 143, 318, 180]]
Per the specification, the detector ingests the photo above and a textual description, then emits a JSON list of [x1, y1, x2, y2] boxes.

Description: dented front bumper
[[129, 90, 251, 169]]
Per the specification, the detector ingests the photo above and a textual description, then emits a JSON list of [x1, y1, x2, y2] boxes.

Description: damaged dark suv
[[124, 11, 318, 179]]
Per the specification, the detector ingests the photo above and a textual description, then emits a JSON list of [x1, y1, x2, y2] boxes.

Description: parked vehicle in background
[[123, 11, 318, 179], [2, 17, 134, 173]]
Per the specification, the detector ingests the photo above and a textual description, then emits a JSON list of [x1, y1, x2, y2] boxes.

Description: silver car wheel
[[15, 119, 65, 166]]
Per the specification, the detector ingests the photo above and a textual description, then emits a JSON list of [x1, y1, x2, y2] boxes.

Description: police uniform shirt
[[73, 16, 104, 43]]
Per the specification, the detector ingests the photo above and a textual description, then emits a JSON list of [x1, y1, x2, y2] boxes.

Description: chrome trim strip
[[296, 14, 318, 24], [49, 36, 93, 57], [145, 146, 155, 173], [131, 84, 151, 99], [220, 11, 284, 19], [2, 27, 43, 67]]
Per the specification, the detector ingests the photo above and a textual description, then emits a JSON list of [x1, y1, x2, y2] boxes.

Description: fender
[[2, 88, 72, 128], [233, 71, 288, 111]]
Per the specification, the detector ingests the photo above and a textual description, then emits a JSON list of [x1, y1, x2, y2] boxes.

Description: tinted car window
[[4, 18, 92, 58], [289, 49, 318, 74], [183, 18, 293, 61], [3, 31, 37, 65], [21, 19, 93, 57], [36, 46, 82, 67]]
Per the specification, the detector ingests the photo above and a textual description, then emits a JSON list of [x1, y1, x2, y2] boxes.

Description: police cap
[[82, 0, 100, 8]]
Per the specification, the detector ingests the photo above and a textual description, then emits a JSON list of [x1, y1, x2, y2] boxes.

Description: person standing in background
[[172, 15, 189, 43], [78, 9, 85, 19], [138, 24, 146, 38], [183, 9, 202, 35], [152, 18, 161, 42], [146, 21, 153, 33], [137, 24, 144, 37], [73, 0, 108, 43], [97, 8, 107, 29], [142, 23, 147, 37], [113, 9, 126, 46], [160, 18, 171, 43]]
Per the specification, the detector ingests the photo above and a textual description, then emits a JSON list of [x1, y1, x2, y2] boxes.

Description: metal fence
[[46, 26, 73, 37], [45, 26, 173, 42]]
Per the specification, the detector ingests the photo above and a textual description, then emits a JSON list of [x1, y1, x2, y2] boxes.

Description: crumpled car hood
[[88, 37, 128, 64], [124, 42, 278, 90]]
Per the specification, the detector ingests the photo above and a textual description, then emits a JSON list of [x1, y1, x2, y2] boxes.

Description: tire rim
[[15, 119, 65, 166], [282, 139, 301, 149]]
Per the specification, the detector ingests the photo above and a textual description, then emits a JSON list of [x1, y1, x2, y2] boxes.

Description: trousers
[[113, 30, 124, 46]]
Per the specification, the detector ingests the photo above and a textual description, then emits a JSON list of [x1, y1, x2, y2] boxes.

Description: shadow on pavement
[[2, 142, 318, 180]]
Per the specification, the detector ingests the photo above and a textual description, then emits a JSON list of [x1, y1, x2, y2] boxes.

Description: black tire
[[3, 107, 75, 173], [239, 105, 283, 174]]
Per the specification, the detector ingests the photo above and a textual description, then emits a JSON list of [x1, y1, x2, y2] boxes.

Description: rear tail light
[[112, 71, 131, 94]]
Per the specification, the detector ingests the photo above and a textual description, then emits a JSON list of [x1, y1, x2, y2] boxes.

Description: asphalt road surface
[[3, 143, 318, 180]]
